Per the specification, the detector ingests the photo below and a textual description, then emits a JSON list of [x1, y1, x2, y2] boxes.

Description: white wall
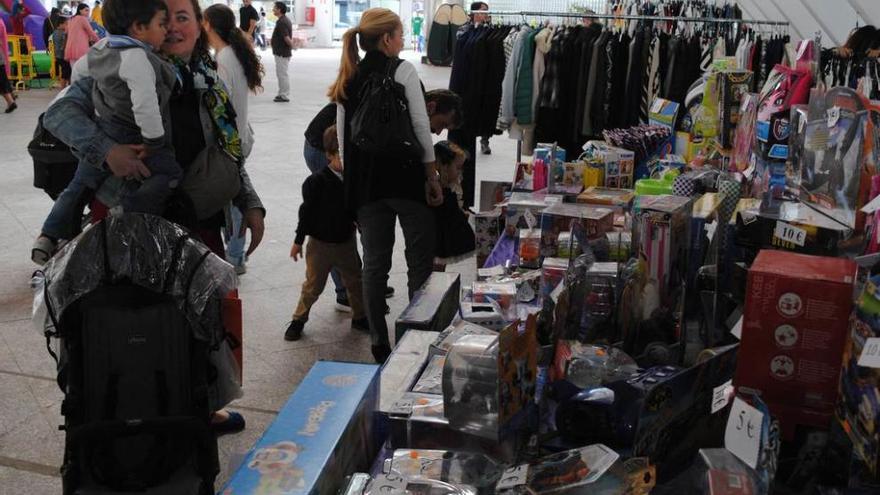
[[739, 0, 880, 47]]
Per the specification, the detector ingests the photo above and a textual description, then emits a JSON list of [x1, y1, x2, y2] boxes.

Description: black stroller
[[33, 214, 242, 494]]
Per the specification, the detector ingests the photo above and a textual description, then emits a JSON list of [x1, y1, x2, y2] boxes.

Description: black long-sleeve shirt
[[294, 167, 354, 245]]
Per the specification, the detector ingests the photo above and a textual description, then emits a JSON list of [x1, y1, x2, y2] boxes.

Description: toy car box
[[736, 250, 856, 439], [220, 361, 380, 495], [395, 272, 461, 342]]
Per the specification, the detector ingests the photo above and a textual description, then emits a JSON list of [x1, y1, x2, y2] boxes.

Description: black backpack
[[350, 58, 424, 161]]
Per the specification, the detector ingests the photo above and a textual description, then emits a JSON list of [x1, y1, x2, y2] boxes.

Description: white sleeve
[[216, 53, 252, 157], [70, 55, 90, 83], [336, 102, 345, 165], [118, 48, 164, 141], [394, 61, 435, 163]]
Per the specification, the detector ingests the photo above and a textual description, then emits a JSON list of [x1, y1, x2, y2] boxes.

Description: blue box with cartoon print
[[220, 361, 380, 495]]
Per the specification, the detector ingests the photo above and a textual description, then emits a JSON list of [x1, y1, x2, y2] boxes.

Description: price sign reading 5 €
[[724, 396, 764, 469]]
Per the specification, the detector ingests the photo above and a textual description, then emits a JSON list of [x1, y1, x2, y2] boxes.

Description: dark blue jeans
[[303, 141, 345, 298]]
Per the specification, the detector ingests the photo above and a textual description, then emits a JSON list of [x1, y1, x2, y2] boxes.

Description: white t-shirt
[[336, 59, 436, 165], [216, 45, 253, 158]]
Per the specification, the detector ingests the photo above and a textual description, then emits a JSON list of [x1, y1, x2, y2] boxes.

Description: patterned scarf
[[170, 52, 243, 164]]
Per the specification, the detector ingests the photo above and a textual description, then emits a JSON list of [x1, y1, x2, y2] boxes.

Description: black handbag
[[28, 113, 79, 200], [350, 58, 424, 161]]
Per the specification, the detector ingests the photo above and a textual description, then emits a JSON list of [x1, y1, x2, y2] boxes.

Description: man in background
[[239, 0, 259, 42], [271, 1, 294, 102]]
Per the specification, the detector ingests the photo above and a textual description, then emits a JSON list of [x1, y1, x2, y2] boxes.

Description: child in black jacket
[[286, 126, 368, 341]]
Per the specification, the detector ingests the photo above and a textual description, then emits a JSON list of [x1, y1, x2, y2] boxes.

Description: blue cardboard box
[[220, 361, 380, 495]]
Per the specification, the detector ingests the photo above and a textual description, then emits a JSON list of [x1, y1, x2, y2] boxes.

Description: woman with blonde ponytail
[[329, 8, 443, 364]]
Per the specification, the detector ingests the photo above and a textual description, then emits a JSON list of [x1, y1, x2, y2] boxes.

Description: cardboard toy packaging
[[736, 250, 856, 439], [734, 200, 850, 257], [583, 141, 636, 187], [577, 187, 636, 212], [539, 203, 614, 258], [474, 209, 503, 268], [395, 272, 461, 342], [632, 195, 693, 303], [837, 275, 880, 478], [221, 362, 380, 495], [504, 191, 564, 236], [718, 70, 754, 149], [688, 193, 723, 292]]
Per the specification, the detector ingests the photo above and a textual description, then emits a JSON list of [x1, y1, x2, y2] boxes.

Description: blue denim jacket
[[43, 76, 265, 215]]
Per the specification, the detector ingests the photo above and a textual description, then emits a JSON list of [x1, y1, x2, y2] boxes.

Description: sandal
[[31, 236, 56, 266]]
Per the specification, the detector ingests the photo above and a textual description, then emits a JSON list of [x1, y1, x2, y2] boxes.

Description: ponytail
[[204, 4, 264, 92], [328, 28, 360, 102], [328, 8, 402, 102]]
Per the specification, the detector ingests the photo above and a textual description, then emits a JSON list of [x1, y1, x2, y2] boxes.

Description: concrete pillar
[[310, 0, 333, 47]]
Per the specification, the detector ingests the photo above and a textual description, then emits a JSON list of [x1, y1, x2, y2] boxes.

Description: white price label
[[858, 338, 880, 368], [496, 464, 529, 490], [774, 221, 807, 247], [724, 397, 764, 469], [389, 398, 414, 416], [827, 106, 840, 127], [650, 98, 665, 114], [861, 194, 880, 214], [370, 472, 408, 493], [524, 209, 538, 230], [731, 315, 743, 340], [712, 380, 735, 414]]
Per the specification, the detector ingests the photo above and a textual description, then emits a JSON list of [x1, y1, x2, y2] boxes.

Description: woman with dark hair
[[203, 3, 264, 273], [43, 0, 266, 434], [64, 3, 99, 64], [836, 25, 880, 58], [42, 7, 61, 48]]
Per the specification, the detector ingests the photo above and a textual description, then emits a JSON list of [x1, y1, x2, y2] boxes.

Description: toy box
[[379, 330, 438, 415], [474, 209, 503, 269], [632, 195, 693, 303], [541, 257, 569, 301], [395, 272, 461, 342], [582, 141, 636, 187], [221, 361, 379, 495], [505, 191, 564, 236], [648, 98, 681, 131], [736, 250, 856, 439], [539, 203, 614, 258], [473, 281, 518, 321], [577, 187, 636, 212], [838, 276, 880, 477], [718, 70, 754, 149], [734, 201, 850, 257], [460, 300, 508, 331], [688, 193, 723, 293]]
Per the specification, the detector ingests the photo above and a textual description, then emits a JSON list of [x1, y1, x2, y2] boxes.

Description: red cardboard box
[[735, 250, 856, 438]]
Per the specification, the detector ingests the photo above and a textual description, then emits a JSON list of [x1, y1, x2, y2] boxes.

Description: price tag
[[369, 472, 408, 493], [860, 194, 880, 214], [388, 398, 414, 416], [650, 98, 665, 114], [858, 338, 880, 368], [774, 221, 806, 247], [725, 397, 764, 469], [524, 209, 538, 230], [827, 106, 840, 127], [711, 380, 735, 414], [731, 315, 743, 340], [496, 464, 529, 490]]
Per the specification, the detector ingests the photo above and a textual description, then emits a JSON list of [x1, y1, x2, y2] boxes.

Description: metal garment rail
[[476, 10, 790, 26]]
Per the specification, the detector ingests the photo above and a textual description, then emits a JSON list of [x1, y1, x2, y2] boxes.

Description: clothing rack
[[476, 10, 790, 27]]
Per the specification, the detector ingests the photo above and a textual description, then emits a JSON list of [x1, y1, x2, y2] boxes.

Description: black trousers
[[448, 129, 476, 209]]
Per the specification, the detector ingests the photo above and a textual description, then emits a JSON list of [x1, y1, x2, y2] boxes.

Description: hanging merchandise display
[[211, 2, 880, 495], [427, 3, 469, 66]]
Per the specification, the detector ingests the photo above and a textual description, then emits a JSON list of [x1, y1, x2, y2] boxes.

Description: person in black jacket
[[286, 125, 369, 341]]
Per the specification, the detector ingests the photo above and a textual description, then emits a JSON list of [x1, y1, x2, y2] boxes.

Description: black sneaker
[[273, 95, 290, 103], [4, 102, 17, 114], [284, 320, 304, 341], [371, 344, 392, 364], [385, 286, 395, 298], [351, 317, 370, 333], [335, 294, 352, 313]]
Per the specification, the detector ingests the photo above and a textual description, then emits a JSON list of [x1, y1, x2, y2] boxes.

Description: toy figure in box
[[248, 441, 306, 491]]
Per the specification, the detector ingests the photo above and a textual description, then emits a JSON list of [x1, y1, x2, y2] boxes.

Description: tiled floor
[[0, 48, 517, 492]]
